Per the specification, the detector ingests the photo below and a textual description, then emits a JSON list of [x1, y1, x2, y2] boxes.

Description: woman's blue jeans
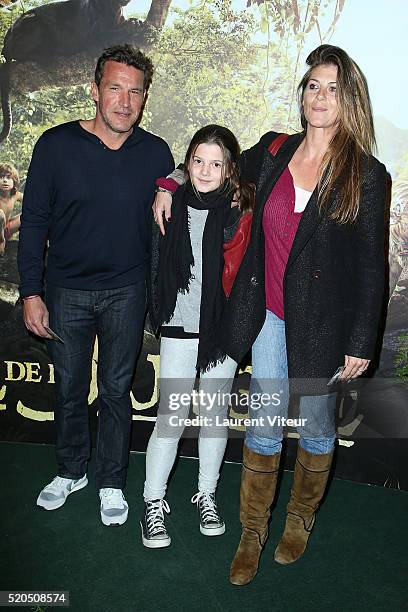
[[245, 309, 336, 456], [46, 282, 146, 489]]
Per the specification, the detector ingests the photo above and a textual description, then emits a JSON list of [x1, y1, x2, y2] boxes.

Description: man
[[18, 44, 174, 525]]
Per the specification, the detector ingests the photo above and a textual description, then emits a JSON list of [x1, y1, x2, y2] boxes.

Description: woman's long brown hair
[[298, 45, 376, 224]]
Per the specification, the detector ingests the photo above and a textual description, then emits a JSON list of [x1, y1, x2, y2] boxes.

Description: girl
[[141, 125, 254, 548]]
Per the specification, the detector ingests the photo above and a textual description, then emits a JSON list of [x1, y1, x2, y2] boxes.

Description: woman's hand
[[153, 191, 173, 236], [341, 355, 370, 380]]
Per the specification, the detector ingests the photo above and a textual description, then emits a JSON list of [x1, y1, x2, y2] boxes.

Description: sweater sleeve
[[17, 135, 55, 298], [156, 164, 185, 192]]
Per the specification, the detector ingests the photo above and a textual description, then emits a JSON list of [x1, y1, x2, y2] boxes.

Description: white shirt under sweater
[[294, 185, 312, 212]]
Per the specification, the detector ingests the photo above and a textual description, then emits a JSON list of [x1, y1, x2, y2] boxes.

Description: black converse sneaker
[[191, 491, 225, 536], [140, 499, 171, 548]]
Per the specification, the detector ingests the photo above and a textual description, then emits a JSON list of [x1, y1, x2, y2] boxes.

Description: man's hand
[[23, 296, 52, 339], [153, 191, 173, 236], [340, 355, 370, 380]]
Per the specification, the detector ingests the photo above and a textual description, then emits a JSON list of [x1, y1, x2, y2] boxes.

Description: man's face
[[91, 60, 146, 135]]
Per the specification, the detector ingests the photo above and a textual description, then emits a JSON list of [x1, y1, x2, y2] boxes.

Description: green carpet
[[1, 442, 407, 612]]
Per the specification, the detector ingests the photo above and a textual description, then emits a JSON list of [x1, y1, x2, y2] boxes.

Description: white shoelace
[[100, 488, 125, 509], [146, 499, 170, 536], [191, 492, 220, 524]]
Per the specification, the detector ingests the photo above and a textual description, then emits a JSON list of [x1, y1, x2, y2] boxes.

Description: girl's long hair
[[184, 125, 255, 213], [298, 45, 376, 224]]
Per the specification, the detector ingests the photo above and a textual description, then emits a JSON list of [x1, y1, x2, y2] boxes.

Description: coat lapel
[[256, 133, 303, 210], [286, 187, 321, 269]]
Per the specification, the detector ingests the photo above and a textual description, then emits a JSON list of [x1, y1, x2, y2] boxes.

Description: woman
[[154, 45, 387, 582], [220, 45, 387, 585], [142, 125, 254, 549]]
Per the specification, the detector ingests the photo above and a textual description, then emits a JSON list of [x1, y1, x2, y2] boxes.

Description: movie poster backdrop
[[0, 0, 407, 488]]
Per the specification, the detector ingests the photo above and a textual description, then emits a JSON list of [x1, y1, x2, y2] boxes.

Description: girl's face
[[189, 143, 226, 193], [0, 174, 14, 192]]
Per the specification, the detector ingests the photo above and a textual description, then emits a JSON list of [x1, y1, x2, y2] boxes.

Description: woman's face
[[303, 63, 339, 131], [189, 143, 226, 193]]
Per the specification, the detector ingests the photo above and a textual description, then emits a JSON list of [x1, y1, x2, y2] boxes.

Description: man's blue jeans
[[46, 282, 146, 489], [245, 309, 336, 456]]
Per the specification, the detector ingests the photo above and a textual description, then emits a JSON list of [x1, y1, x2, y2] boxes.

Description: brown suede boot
[[274, 444, 334, 565], [230, 446, 281, 586]]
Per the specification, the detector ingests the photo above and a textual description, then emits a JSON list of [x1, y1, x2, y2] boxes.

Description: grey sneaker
[[99, 488, 129, 526], [140, 499, 171, 548], [37, 475, 88, 510], [191, 491, 225, 536]]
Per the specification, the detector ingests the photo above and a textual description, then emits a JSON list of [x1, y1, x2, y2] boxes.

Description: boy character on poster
[[0, 162, 22, 256]]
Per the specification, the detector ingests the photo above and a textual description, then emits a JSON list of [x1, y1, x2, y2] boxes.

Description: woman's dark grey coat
[[218, 131, 387, 391]]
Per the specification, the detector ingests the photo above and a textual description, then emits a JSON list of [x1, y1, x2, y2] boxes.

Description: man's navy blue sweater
[[18, 121, 174, 297]]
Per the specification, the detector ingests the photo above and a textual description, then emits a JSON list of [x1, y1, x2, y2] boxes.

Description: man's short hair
[[94, 44, 154, 91]]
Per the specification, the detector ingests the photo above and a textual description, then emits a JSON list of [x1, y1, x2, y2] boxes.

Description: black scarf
[[155, 180, 232, 371]]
